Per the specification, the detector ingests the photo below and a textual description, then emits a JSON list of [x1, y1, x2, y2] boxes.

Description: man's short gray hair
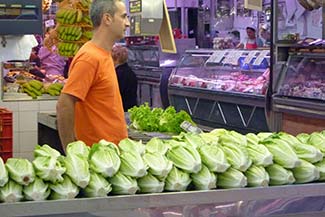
[[90, 0, 123, 28]]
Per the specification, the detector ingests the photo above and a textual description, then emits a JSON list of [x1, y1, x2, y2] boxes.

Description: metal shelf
[[1, 183, 325, 217]]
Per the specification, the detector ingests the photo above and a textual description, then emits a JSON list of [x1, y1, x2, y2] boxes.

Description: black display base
[[38, 123, 65, 155]]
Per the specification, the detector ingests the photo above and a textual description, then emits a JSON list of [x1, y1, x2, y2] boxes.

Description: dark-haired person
[[56, 0, 130, 149], [237, 26, 263, 49], [112, 45, 138, 112]]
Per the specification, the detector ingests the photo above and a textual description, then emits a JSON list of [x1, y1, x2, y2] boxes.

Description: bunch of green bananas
[[45, 83, 64, 96], [58, 42, 81, 57], [82, 16, 93, 26], [57, 26, 83, 41], [56, 8, 83, 25], [82, 31, 93, 40], [21, 80, 44, 99], [78, 0, 92, 9]]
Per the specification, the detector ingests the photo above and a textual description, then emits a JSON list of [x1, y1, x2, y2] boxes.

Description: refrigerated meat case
[[269, 0, 325, 134], [168, 49, 270, 134]]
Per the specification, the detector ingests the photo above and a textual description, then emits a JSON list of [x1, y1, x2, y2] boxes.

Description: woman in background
[[237, 26, 264, 49], [112, 45, 138, 111]]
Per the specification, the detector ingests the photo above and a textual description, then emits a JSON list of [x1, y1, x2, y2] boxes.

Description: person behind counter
[[259, 24, 271, 47], [237, 27, 264, 49], [112, 45, 138, 112], [56, 0, 130, 149], [38, 28, 66, 76]]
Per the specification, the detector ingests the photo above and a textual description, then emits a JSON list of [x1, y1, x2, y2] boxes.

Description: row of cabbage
[[0, 129, 325, 203]]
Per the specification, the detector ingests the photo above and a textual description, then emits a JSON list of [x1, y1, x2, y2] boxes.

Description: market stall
[[269, 0, 325, 134], [168, 48, 270, 133]]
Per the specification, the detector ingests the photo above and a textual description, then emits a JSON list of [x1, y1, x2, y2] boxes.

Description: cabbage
[[292, 159, 320, 184], [191, 165, 217, 190], [88, 144, 120, 178], [32, 156, 66, 183], [308, 132, 325, 154], [296, 133, 310, 144], [218, 168, 247, 189], [262, 138, 300, 169], [64, 154, 90, 188], [118, 138, 145, 155], [137, 173, 165, 193], [6, 158, 35, 186], [142, 152, 172, 177], [266, 164, 295, 185], [50, 175, 79, 200], [257, 132, 273, 141], [98, 139, 120, 155], [34, 144, 61, 158], [198, 145, 230, 173], [244, 165, 269, 187], [145, 137, 169, 155], [199, 132, 219, 145], [246, 133, 260, 145], [0, 180, 23, 203], [314, 159, 325, 181], [209, 128, 228, 137], [219, 130, 247, 146], [220, 142, 252, 172], [119, 152, 147, 178], [0, 157, 8, 187], [23, 177, 51, 201], [178, 132, 207, 148], [278, 132, 323, 163], [167, 145, 201, 173], [108, 172, 138, 195], [83, 172, 112, 197], [165, 167, 191, 191], [66, 141, 90, 158], [246, 143, 273, 167]]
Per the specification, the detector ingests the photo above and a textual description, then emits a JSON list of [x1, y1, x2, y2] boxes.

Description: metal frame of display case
[[2, 183, 325, 217], [168, 49, 270, 134], [270, 0, 325, 133]]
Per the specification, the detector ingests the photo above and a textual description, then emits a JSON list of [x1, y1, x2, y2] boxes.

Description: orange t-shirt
[[62, 41, 128, 146]]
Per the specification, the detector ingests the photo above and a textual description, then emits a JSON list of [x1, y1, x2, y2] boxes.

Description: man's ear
[[103, 13, 113, 26]]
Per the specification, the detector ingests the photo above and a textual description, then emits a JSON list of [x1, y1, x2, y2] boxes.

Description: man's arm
[[56, 93, 79, 151]]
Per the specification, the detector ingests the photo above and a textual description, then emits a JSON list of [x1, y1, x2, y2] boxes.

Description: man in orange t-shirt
[[56, 0, 130, 149]]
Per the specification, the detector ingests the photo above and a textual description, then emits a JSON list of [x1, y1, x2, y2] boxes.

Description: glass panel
[[278, 54, 325, 100]]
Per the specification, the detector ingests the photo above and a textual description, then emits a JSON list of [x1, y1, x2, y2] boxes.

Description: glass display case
[[168, 49, 270, 133], [277, 53, 325, 101], [169, 49, 270, 96]]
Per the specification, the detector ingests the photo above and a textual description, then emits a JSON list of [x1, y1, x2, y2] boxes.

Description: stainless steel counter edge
[[1, 183, 325, 216]]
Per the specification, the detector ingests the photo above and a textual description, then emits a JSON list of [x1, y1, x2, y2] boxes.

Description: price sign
[[180, 121, 203, 134], [244, 51, 257, 64], [253, 50, 269, 66], [223, 50, 243, 65], [207, 50, 226, 64]]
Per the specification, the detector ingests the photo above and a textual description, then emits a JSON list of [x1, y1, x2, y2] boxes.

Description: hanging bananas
[[56, 8, 83, 25], [57, 26, 83, 41], [58, 42, 81, 57]]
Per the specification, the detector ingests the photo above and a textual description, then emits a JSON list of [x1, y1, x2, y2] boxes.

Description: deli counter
[[168, 49, 270, 134]]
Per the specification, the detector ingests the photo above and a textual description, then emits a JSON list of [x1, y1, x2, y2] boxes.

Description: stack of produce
[[19, 80, 64, 99], [128, 103, 195, 134], [55, 0, 93, 57], [1, 130, 325, 203]]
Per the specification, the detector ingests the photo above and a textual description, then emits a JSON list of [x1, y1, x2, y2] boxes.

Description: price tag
[[244, 51, 257, 64], [207, 50, 226, 64], [180, 121, 203, 134], [45, 19, 55, 28], [223, 50, 242, 65], [253, 50, 269, 66]]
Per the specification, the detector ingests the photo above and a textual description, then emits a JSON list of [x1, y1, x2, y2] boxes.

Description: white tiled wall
[[0, 100, 57, 160]]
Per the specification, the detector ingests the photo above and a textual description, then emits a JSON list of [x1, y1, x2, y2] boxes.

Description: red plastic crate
[[0, 151, 12, 162], [0, 108, 13, 153]]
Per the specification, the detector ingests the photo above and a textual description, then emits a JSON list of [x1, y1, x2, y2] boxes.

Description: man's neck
[[91, 28, 115, 52]]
